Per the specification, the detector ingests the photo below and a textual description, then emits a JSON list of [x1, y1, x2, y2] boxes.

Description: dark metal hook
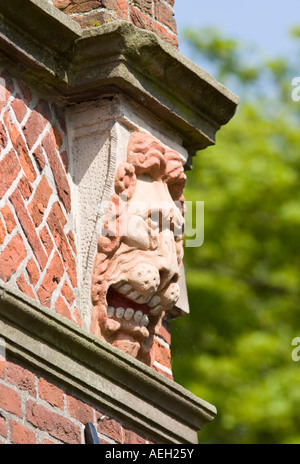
[[84, 422, 100, 444]]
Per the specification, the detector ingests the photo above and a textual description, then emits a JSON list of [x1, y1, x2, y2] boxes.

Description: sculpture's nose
[[127, 252, 179, 297], [128, 263, 160, 295], [158, 266, 179, 292], [159, 281, 180, 309]]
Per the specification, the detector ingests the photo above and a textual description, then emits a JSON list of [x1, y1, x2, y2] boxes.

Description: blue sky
[[174, 0, 300, 61]]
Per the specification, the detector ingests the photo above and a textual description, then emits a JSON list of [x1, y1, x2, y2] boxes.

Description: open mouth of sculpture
[[106, 282, 163, 339]]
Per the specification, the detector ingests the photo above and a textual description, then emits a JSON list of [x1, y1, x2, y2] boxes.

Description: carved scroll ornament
[[90, 131, 186, 363]]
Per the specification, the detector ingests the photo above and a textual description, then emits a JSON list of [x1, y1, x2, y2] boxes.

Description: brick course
[[26, 400, 82, 444], [10, 419, 36, 445], [0, 358, 153, 444], [0, 234, 27, 283]]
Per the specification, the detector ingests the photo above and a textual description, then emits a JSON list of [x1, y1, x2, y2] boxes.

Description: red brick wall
[[0, 69, 79, 325], [151, 320, 173, 379], [0, 356, 152, 444], [52, 0, 178, 48]]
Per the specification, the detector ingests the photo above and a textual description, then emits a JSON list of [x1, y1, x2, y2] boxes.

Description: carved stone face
[[90, 132, 186, 363]]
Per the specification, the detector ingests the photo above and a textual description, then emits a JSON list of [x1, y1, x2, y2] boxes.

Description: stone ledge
[[0, 283, 216, 444], [0, 0, 239, 167]]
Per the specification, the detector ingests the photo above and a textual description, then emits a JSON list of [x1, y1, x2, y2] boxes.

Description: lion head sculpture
[[90, 131, 186, 363]]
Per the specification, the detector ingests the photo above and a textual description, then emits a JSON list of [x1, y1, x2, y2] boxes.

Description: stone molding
[[0, 282, 216, 444], [0, 0, 239, 167]]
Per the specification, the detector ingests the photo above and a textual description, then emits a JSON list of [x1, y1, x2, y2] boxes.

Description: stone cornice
[[0, 0, 239, 167], [0, 283, 216, 444]]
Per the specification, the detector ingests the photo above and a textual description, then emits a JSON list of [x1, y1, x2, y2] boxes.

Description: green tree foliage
[[170, 27, 300, 444]]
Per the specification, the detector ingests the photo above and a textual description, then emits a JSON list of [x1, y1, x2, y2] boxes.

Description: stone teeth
[[148, 296, 161, 308], [107, 306, 115, 318], [149, 305, 162, 316], [136, 294, 152, 304], [114, 283, 153, 304], [118, 284, 133, 295], [116, 307, 125, 318], [134, 310, 143, 323], [140, 314, 149, 328], [124, 308, 135, 321], [128, 290, 141, 302], [107, 306, 151, 326]]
